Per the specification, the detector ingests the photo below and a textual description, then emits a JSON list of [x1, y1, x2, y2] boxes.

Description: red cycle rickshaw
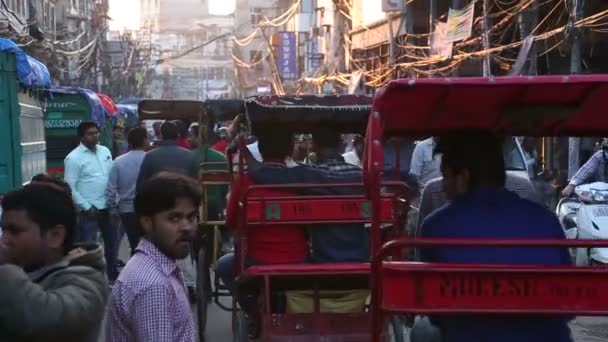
[[366, 76, 608, 342], [229, 95, 409, 341]]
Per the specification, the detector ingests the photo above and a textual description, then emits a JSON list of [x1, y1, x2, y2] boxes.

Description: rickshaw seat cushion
[[244, 262, 370, 277]]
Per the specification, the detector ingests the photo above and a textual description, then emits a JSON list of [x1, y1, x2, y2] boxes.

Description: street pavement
[[102, 237, 608, 341]]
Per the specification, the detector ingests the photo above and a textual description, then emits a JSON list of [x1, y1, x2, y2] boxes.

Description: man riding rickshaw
[[367, 76, 608, 342], [222, 94, 408, 341]]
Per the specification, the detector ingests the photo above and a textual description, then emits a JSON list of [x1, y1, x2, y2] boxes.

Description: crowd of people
[[3, 115, 608, 341]]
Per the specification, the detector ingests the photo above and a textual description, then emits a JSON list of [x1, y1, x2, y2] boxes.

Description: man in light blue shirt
[[64, 121, 118, 281], [106, 127, 148, 255]]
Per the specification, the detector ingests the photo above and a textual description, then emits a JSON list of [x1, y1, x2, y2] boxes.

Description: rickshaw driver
[[562, 138, 608, 197], [418, 129, 573, 342]]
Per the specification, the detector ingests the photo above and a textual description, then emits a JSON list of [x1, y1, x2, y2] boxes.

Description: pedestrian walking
[[105, 172, 200, 342], [106, 127, 149, 255], [64, 121, 119, 282]]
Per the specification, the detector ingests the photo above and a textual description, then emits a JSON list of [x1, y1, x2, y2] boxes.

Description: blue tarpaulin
[[0, 38, 51, 88], [49, 86, 107, 128], [117, 104, 138, 127]]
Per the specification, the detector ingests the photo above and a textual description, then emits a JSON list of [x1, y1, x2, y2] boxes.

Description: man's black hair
[[173, 120, 189, 138], [313, 126, 342, 149], [1, 183, 76, 253], [127, 127, 148, 149], [30, 173, 72, 196], [256, 128, 293, 160], [160, 121, 179, 141], [135, 172, 202, 219], [434, 129, 506, 188], [77, 121, 99, 138]]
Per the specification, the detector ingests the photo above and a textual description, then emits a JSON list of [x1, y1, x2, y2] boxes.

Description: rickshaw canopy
[[204, 99, 245, 124], [373, 75, 608, 138], [138, 99, 204, 122], [245, 95, 373, 132]]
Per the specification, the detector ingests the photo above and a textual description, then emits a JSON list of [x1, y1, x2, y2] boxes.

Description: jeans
[[79, 209, 119, 281], [120, 212, 141, 255], [217, 253, 258, 312], [217, 253, 290, 313]]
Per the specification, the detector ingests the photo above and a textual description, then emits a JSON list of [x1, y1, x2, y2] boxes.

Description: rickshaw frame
[[137, 98, 245, 340], [365, 76, 608, 342], [229, 95, 411, 341]]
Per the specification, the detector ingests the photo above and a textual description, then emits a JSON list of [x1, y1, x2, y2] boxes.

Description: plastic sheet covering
[[97, 92, 118, 117], [117, 104, 138, 128], [0, 38, 51, 88], [49, 86, 107, 127]]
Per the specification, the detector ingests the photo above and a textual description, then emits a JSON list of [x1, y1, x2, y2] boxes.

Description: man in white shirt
[[64, 121, 118, 282], [410, 137, 442, 191]]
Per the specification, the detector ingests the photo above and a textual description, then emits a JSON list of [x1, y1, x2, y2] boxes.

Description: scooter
[[556, 182, 608, 265]]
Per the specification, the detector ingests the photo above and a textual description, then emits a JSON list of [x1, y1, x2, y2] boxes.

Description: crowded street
[[4, 0, 608, 341]]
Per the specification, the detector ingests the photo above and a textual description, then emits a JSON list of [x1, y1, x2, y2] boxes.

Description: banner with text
[[276, 31, 298, 81], [446, 1, 476, 42]]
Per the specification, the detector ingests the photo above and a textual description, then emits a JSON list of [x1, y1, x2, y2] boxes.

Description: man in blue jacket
[[418, 129, 573, 342]]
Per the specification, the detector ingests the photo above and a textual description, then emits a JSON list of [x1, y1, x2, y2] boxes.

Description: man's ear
[[140, 216, 153, 235], [46, 225, 67, 250]]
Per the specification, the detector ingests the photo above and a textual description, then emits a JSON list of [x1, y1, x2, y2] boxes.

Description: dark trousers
[[120, 212, 141, 255], [79, 209, 119, 281]]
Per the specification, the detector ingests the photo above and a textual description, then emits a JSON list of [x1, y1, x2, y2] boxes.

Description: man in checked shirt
[[105, 172, 201, 342], [562, 138, 608, 197]]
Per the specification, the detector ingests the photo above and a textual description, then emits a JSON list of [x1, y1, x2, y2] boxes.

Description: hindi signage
[[276, 31, 298, 80]]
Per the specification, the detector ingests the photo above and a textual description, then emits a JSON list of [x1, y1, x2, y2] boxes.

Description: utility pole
[[568, 0, 585, 180], [428, 0, 437, 77], [518, 0, 539, 75], [449, 0, 463, 77], [481, 0, 491, 76]]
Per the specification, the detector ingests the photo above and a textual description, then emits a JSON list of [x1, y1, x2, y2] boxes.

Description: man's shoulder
[[97, 145, 112, 155], [116, 254, 168, 290], [65, 146, 84, 161]]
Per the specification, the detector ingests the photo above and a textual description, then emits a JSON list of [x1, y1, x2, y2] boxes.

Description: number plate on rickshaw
[[245, 198, 394, 223]]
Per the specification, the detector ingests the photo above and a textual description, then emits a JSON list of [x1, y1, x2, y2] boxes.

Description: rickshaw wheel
[[232, 307, 249, 342], [196, 247, 209, 341], [388, 316, 406, 342]]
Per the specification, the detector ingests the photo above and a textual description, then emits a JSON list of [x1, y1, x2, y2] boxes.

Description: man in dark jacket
[[0, 182, 108, 342], [136, 121, 198, 192], [135, 120, 199, 298]]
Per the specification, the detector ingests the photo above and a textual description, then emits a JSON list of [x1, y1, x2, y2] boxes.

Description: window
[[250, 7, 263, 26]]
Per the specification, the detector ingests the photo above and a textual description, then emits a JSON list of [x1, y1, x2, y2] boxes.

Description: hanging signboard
[[445, 1, 476, 43], [276, 31, 298, 81], [431, 21, 454, 60]]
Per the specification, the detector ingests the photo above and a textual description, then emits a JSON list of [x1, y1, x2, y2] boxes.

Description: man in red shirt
[[217, 130, 308, 309], [211, 127, 229, 154], [174, 120, 192, 150]]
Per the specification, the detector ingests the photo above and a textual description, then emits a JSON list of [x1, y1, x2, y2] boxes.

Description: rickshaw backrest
[[376, 238, 608, 316]]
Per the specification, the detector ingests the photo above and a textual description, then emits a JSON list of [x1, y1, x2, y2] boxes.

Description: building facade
[[140, 0, 234, 100]]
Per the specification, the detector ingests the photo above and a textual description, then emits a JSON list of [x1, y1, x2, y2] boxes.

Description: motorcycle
[[556, 182, 608, 265]]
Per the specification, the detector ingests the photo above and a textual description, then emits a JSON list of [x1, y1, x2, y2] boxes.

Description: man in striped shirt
[[105, 173, 201, 342]]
